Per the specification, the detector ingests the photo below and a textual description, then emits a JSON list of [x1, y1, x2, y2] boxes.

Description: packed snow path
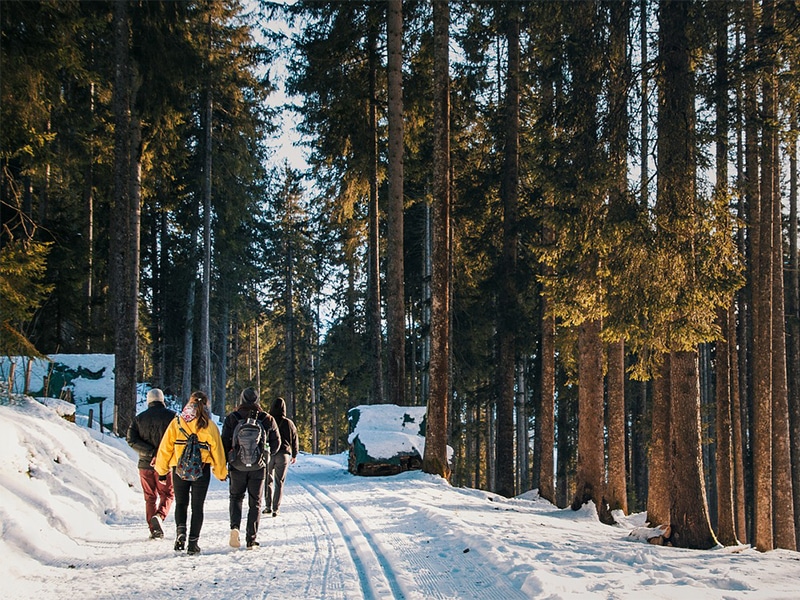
[[9, 444, 800, 599], [15, 454, 528, 600]]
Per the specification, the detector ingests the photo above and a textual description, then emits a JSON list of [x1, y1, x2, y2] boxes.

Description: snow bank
[[0, 394, 140, 572]]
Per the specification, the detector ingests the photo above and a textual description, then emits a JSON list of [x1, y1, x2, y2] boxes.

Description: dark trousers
[[172, 464, 211, 541], [266, 453, 290, 513], [229, 467, 265, 543], [139, 468, 174, 528]]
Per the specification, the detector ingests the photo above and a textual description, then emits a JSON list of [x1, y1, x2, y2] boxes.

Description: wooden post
[[24, 359, 33, 395]]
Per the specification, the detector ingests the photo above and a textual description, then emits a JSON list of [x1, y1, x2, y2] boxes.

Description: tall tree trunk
[[572, 318, 612, 524], [538, 296, 556, 503], [366, 11, 384, 405], [214, 299, 228, 417], [182, 227, 197, 401], [731, 299, 748, 543], [495, 4, 520, 499], [717, 304, 738, 546], [198, 80, 213, 397], [607, 340, 627, 513], [111, 0, 140, 436], [770, 4, 795, 546], [422, 0, 451, 479], [657, 0, 717, 549], [605, 0, 630, 515], [386, 0, 405, 406], [648, 357, 671, 526], [640, 0, 649, 210], [285, 232, 296, 420], [749, 0, 774, 552], [670, 351, 718, 549], [738, 8, 756, 546], [713, 2, 737, 546], [788, 99, 800, 546]]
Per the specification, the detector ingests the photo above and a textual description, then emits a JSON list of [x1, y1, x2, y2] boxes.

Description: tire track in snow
[[296, 473, 405, 599], [313, 483, 530, 600]]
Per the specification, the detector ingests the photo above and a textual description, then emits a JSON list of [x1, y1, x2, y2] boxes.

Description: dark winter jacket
[[126, 401, 175, 470], [270, 398, 299, 457], [221, 404, 281, 470]]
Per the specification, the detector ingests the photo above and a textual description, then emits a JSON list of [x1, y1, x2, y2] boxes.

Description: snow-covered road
[[5, 397, 800, 600], [11, 454, 529, 600]]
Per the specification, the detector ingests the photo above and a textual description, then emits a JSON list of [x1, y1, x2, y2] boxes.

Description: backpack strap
[[175, 415, 209, 450]]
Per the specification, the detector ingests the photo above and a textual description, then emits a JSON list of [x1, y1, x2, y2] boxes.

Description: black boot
[[187, 538, 201, 555], [174, 526, 186, 551]]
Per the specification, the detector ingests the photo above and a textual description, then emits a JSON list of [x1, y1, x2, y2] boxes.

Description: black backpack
[[175, 418, 209, 481], [229, 413, 268, 471]]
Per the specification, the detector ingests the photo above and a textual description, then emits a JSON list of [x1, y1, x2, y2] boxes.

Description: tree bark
[[788, 98, 800, 546], [572, 318, 612, 523], [716, 306, 738, 546], [199, 10, 213, 397], [648, 357, 671, 527], [422, 0, 451, 480], [607, 340, 627, 514], [386, 0, 405, 406], [605, 0, 630, 515], [770, 15, 796, 546], [669, 350, 718, 549], [366, 10, 384, 405], [111, 0, 139, 436], [750, 0, 774, 552], [538, 298, 555, 503], [713, 4, 736, 546], [495, 4, 520, 499]]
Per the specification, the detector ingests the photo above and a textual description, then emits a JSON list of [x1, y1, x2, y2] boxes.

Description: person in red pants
[[127, 388, 175, 539]]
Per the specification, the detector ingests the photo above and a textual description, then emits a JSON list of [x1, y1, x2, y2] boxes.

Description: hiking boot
[[174, 527, 186, 551], [246, 540, 260, 550], [229, 528, 241, 548], [187, 539, 201, 555], [149, 516, 164, 539]]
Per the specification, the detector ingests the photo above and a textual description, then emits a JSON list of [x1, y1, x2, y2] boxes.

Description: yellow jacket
[[155, 415, 228, 481]]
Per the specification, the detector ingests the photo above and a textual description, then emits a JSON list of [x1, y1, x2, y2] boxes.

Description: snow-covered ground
[[2, 394, 799, 600]]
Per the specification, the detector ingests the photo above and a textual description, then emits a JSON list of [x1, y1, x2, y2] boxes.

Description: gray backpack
[[229, 414, 267, 471]]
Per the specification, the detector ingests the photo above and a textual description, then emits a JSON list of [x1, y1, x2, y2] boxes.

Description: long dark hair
[[188, 390, 211, 429]]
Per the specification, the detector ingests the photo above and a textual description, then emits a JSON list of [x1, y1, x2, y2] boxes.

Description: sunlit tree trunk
[[422, 0, 451, 479], [658, 0, 717, 549], [605, 0, 630, 515], [769, 1, 795, 546], [713, 1, 737, 547]]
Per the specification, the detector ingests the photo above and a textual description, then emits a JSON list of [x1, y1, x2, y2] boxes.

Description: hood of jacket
[[270, 397, 286, 420]]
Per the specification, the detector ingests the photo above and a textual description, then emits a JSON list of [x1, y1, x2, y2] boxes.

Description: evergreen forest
[[2, 0, 799, 552]]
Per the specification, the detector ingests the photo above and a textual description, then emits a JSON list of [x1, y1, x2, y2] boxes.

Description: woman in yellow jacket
[[155, 390, 227, 555]]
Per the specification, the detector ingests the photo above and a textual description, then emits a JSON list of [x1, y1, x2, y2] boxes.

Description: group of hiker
[[126, 386, 298, 555]]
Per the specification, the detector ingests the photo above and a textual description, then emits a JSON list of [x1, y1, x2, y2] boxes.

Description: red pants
[[139, 469, 174, 528]]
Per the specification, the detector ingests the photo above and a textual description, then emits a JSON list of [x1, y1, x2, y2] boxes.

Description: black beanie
[[240, 387, 259, 405]]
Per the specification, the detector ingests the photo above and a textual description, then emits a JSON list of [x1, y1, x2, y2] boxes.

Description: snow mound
[[0, 395, 140, 568]]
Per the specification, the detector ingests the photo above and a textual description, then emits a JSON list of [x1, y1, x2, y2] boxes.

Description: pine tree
[[422, 0, 451, 480]]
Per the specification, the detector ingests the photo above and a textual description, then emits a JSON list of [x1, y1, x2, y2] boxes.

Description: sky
[[2, 389, 800, 600]]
